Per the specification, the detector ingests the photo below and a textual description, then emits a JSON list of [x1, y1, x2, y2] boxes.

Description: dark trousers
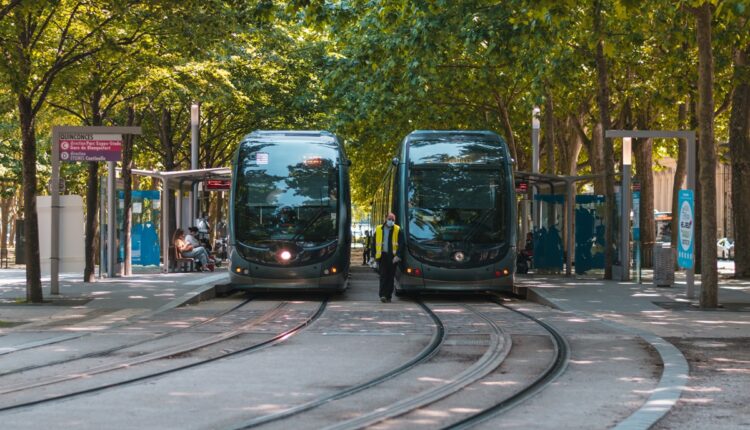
[[379, 251, 396, 298]]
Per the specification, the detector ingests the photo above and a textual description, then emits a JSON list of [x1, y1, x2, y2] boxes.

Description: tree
[[691, 1, 718, 307], [728, 16, 750, 278], [0, 1, 139, 301]]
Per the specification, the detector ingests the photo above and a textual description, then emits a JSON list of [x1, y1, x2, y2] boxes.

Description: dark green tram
[[229, 131, 351, 291], [371, 130, 517, 293]]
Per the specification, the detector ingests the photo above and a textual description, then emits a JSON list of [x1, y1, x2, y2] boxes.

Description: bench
[[169, 245, 195, 272]]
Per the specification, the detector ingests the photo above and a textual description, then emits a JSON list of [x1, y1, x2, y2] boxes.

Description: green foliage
[[0, 0, 746, 217]]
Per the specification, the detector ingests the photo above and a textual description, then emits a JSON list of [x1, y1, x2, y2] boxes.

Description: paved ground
[[0, 262, 748, 428]]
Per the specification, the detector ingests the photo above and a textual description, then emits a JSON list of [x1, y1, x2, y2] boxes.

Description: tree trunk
[[594, 0, 616, 279], [0, 196, 9, 262], [591, 123, 606, 194], [84, 87, 104, 281], [8, 193, 17, 248], [694, 2, 718, 307], [83, 161, 99, 282], [159, 107, 178, 241], [544, 91, 556, 224], [18, 94, 42, 302], [122, 107, 135, 276], [729, 44, 750, 278], [635, 119, 655, 268], [497, 101, 518, 164]]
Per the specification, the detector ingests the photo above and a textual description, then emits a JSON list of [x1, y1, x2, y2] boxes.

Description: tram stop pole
[[621, 137, 632, 282], [531, 107, 540, 228], [50, 126, 141, 293], [606, 130, 696, 297]]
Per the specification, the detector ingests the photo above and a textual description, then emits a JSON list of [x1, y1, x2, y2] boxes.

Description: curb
[[526, 286, 689, 430]]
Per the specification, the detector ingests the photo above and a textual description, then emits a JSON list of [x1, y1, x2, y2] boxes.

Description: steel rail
[[233, 299, 446, 429], [322, 302, 513, 430], [445, 294, 570, 429], [0, 296, 255, 378], [0, 298, 328, 412]]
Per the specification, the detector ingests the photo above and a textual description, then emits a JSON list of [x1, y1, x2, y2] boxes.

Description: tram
[[229, 130, 351, 291], [371, 130, 517, 293]]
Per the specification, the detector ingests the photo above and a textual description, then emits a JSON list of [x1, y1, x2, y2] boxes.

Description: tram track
[[232, 299, 446, 429], [0, 298, 282, 396], [320, 301, 513, 430], [443, 294, 570, 429], [0, 295, 255, 378], [249, 294, 567, 430], [0, 297, 329, 413]]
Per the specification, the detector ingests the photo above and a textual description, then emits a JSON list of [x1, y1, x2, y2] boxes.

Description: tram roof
[[406, 130, 502, 141], [243, 130, 338, 144]]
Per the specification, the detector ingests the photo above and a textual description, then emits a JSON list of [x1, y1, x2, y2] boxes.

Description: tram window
[[235, 156, 339, 244], [407, 166, 507, 244]]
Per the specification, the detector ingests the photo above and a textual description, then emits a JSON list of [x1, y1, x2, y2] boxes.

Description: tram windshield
[[407, 165, 508, 245], [234, 145, 338, 246]]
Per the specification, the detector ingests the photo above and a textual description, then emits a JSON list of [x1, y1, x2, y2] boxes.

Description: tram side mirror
[[347, 159, 352, 166], [391, 157, 399, 166]]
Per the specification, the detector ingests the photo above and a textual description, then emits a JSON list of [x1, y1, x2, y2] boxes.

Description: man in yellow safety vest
[[374, 212, 404, 302]]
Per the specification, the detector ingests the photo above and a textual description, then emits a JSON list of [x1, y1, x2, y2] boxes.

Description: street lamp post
[[621, 137, 632, 281], [190, 103, 200, 224], [532, 106, 540, 228]]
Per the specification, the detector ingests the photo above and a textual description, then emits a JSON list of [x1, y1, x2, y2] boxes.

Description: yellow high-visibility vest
[[375, 224, 400, 259]]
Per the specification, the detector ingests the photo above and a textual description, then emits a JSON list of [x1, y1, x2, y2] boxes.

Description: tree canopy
[[1, 0, 749, 302]]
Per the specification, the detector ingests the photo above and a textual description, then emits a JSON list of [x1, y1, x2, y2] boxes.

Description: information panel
[[677, 189, 695, 269], [59, 133, 122, 162]]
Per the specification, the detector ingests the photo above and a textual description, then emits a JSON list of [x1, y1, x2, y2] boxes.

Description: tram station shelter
[[123, 167, 231, 273], [514, 171, 608, 278]]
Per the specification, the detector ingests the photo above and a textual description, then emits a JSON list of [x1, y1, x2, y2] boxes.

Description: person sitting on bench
[[173, 228, 210, 271]]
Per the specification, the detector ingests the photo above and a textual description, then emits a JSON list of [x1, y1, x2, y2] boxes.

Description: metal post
[[566, 178, 574, 277], [190, 103, 200, 224], [50, 128, 60, 294], [636, 241, 641, 284], [621, 137, 632, 281], [99, 176, 105, 278], [107, 161, 116, 278], [532, 107, 540, 227], [176, 187, 182, 233], [686, 134, 696, 299], [162, 178, 170, 273]]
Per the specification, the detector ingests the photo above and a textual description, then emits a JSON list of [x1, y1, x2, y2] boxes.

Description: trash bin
[[653, 243, 674, 287]]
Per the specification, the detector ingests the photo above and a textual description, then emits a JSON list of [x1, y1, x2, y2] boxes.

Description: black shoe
[[380, 296, 387, 303], [386, 297, 392, 302]]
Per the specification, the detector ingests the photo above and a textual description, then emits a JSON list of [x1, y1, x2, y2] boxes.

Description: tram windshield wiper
[[461, 207, 496, 243], [291, 208, 329, 242]]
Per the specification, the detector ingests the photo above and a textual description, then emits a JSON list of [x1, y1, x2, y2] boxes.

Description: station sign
[[59, 133, 122, 162], [677, 189, 695, 269], [206, 179, 231, 190]]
